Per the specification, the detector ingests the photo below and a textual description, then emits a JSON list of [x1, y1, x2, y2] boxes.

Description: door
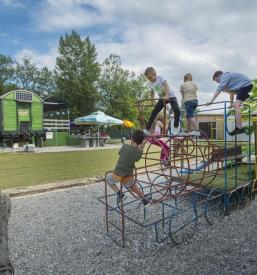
[[199, 122, 216, 139], [17, 103, 31, 134]]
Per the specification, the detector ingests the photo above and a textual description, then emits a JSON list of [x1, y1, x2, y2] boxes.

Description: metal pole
[[163, 100, 167, 135], [98, 125, 100, 147], [120, 182, 125, 247], [224, 102, 228, 209], [104, 177, 109, 233], [248, 106, 251, 184]]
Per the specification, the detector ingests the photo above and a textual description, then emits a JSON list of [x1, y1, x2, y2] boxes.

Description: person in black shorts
[[206, 71, 253, 135]]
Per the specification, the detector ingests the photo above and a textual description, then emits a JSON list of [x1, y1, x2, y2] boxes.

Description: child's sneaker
[[179, 129, 190, 136], [229, 127, 246, 136], [143, 129, 150, 136], [160, 159, 170, 167], [188, 130, 201, 136], [117, 191, 127, 203], [171, 127, 180, 136], [142, 195, 152, 207]]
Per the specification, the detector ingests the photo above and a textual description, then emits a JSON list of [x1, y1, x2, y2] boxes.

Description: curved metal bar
[[204, 187, 224, 225], [226, 189, 240, 215]]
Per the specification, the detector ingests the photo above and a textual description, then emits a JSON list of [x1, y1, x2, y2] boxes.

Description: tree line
[[0, 30, 148, 122]]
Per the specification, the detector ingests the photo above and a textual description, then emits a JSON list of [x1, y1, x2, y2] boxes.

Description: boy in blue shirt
[[207, 71, 253, 135]]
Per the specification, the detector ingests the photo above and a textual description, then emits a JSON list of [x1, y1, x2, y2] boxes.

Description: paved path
[[9, 183, 257, 275], [0, 144, 121, 154]]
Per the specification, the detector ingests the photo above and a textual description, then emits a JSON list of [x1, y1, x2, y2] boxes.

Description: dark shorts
[[236, 84, 253, 101], [184, 99, 198, 118]]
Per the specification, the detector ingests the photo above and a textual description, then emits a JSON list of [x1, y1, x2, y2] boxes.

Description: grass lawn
[[0, 149, 122, 190], [1, 139, 254, 190], [190, 164, 254, 191]]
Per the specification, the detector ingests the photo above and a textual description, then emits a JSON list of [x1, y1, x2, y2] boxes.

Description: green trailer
[[0, 90, 44, 144]]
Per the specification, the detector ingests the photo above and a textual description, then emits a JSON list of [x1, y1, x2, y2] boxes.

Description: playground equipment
[[98, 100, 255, 247], [251, 118, 257, 198]]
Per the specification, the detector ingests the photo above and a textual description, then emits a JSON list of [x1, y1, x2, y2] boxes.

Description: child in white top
[[144, 67, 180, 135]]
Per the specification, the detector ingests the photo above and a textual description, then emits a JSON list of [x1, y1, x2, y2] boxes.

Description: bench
[[212, 146, 243, 163]]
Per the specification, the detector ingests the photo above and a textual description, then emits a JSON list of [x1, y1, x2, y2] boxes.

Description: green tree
[[55, 30, 100, 118], [98, 54, 147, 124], [0, 54, 15, 95], [35, 66, 56, 99], [15, 58, 56, 97], [245, 79, 257, 110], [15, 57, 38, 91]]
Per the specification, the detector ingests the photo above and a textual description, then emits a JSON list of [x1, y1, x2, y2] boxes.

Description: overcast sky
[[0, 0, 257, 105]]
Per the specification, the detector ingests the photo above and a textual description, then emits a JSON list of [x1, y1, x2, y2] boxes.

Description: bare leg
[[129, 184, 145, 199], [234, 100, 242, 128], [107, 183, 119, 193], [186, 118, 190, 131], [105, 172, 120, 193], [189, 117, 197, 130]]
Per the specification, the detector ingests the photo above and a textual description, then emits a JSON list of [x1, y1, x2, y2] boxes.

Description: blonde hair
[[144, 67, 155, 77], [184, 73, 192, 82]]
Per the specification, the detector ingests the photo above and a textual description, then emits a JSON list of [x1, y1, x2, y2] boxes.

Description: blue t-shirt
[[216, 72, 252, 93]]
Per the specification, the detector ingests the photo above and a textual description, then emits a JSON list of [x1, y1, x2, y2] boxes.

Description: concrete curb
[[2, 177, 101, 198]]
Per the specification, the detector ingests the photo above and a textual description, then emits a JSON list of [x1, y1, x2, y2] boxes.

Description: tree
[[237, 79, 257, 135], [98, 54, 148, 124], [15, 57, 38, 91], [0, 54, 15, 95], [55, 30, 100, 118], [35, 66, 56, 99], [14, 57, 56, 98], [245, 79, 257, 110]]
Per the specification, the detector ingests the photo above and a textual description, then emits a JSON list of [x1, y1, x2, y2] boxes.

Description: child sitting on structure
[[105, 130, 151, 206], [179, 73, 200, 135]]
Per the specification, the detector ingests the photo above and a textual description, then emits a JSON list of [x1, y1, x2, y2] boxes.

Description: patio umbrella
[[74, 111, 123, 146]]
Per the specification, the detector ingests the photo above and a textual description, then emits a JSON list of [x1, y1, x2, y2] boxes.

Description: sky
[[0, 0, 257, 106]]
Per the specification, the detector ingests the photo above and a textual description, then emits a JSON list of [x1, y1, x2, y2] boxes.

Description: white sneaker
[[188, 130, 201, 136], [171, 127, 180, 136], [143, 129, 150, 136], [179, 129, 190, 136]]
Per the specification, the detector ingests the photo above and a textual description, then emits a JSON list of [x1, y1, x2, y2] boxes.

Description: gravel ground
[[9, 183, 257, 275]]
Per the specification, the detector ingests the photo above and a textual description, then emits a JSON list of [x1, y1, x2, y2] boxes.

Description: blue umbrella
[[74, 111, 123, 125], [74, 111, 123, 146]]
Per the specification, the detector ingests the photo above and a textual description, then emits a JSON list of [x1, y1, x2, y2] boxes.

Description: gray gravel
[[9, 183, 257, 275]]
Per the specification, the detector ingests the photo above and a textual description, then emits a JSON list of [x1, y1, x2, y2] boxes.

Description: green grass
[[0, 140, 254, 191], [190, 165, 254, 191], [0, 149, 120, 190]]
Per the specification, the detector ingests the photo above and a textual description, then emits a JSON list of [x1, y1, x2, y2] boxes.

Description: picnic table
[[75, 135, 109, 147]]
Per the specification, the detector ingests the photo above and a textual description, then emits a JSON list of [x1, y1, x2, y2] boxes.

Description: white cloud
[[27, 0, 257, 105], [15, 46, 58, 69], [34, 0, 103, 31]]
